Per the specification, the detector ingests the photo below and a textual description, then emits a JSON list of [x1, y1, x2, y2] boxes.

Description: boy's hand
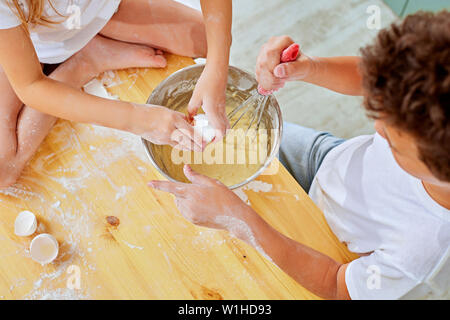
[[135, 105, 204, 152], [148, 165, 253, 229], [256, 36, 315, 92], [187, 65, 230, 141]]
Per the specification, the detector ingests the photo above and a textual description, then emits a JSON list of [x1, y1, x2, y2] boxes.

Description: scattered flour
[[51, 200, 61, 209], [246, 181, 273, 193], [115, 186, 132, 200], [122, 240, 144, 250], [233, 180, 273, 205], [214, 216, 273, 263], [233, 188, 249, 204], [26, 288, 87, 300]]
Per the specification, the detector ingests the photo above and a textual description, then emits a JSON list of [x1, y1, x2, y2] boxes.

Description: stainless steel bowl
[[142, 64, 283, 189]]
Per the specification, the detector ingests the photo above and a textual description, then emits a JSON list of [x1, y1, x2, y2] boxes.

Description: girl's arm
[[187, 0, 232, 140], [0, 26, 202, 150], [256, 36, 363, 96]]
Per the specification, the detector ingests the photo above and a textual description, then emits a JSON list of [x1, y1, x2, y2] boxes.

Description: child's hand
[[148, 165, 254, 230], [135, 105, 204, 151], [187, 65, 230, 141], [256, 36, 315, 92]]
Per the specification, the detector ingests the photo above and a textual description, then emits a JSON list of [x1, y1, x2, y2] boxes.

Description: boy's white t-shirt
[[309, 133, 450, 300], [0, 0, 122, 63]]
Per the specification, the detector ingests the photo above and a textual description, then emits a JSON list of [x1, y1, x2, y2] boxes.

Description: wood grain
[[0, 54, 357, 300]]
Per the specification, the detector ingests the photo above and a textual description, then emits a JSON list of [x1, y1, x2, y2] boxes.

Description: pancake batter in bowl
[[153, 88, 273, 187]]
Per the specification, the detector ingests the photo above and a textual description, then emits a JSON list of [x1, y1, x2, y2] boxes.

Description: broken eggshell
[[30, 233, 59, 265], [83, 78, 118, 100], [193, 114, 216, 144], [14, 210, 38, 237]]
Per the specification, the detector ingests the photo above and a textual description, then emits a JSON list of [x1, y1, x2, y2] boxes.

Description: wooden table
[[0, 54, 358, 300]]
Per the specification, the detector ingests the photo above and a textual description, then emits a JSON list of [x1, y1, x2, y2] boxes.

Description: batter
[[153, 89, 273, 187]]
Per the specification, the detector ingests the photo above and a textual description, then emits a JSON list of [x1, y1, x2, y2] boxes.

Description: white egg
[[193, 114, 216, 144], [30, 234, 59, 265], [14, 211, 37, 237]]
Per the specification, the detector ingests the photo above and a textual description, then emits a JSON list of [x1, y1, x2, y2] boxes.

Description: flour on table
[[115, 186, 132, 200], [233, 180, 273, 205], [122, 240, 144, 250], [215, 215, 273, 263], [246, 181, 272, 193]]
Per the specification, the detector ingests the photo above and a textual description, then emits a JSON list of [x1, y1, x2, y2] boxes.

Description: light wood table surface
[[0, 54, 357, 300]]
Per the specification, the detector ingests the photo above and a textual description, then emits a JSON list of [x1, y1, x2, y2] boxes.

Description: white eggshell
[[14, 211, 37, 237], [30, 233, 59, 265], [83, 79, 118, 100], [193, 114, 216, 144]]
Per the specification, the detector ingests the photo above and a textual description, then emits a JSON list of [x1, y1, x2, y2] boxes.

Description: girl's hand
[[187, 65, 230, 141], [148, 165, 254, 229], [134, 104, 204, 152], [256, 36, 316, 92]]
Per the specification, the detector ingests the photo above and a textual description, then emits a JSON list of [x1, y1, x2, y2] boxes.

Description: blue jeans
[[279, 122, 346, 193]]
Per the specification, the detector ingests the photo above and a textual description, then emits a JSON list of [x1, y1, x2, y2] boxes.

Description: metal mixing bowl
[[142, 64, 283, 189]]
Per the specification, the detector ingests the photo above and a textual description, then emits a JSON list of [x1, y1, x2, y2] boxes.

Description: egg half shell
[[14, 211, 37, 237], [30, 233, 59, 265]]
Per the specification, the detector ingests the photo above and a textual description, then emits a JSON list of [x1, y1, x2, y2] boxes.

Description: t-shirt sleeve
[[0, 1, 22, 29], [345, 251, 419, 300]]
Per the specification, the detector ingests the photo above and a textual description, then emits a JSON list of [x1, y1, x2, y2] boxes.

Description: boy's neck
[[423, 181, 450, 210]]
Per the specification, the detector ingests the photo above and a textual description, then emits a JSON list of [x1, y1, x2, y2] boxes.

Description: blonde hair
[[8, 0, 65, 28]]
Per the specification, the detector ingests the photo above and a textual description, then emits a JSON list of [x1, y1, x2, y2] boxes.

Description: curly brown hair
[[361, 10, 450, 182]]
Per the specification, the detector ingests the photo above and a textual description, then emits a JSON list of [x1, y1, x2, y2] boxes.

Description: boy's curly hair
[[361, 11, 450, 182]]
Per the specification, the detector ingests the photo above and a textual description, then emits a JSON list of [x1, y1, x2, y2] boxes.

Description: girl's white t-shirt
[[0, 0, 122, 63], [310, 133, 450, 300]]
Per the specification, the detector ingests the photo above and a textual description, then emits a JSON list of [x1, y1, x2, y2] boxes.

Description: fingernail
[[148, 181, 155, 187], [274, 65, 286, 78]]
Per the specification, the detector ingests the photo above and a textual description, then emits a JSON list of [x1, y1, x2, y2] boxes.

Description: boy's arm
[[149, 165, 352, 300], [256, 36, 363, 96], [243, 208, 351, 300], [188, 0, 233, 139], [0, 26, 202, 149]]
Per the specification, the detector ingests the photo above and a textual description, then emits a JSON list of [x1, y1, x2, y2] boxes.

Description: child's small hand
[[135, 105, 204, 151], [187, 65, 230, 141], [256, 36, 315, 92], [148, 165, 254, 230]]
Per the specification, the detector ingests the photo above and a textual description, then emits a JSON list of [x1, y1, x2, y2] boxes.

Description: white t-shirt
[[309, 133, 450, 300], [0, 0, 122, 63]]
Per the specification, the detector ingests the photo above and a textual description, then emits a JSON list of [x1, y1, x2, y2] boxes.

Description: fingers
[[273, 59, 310, 80], [148, 54, 167, 68], [183, 164, 219, 186], [203, 103, 229, 141], [175, 119, 205, 151], [256, 36, 295, 92], [187, 92, 202, 120], [265, 36, 295, 67], [148, 180, 188, 198]]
